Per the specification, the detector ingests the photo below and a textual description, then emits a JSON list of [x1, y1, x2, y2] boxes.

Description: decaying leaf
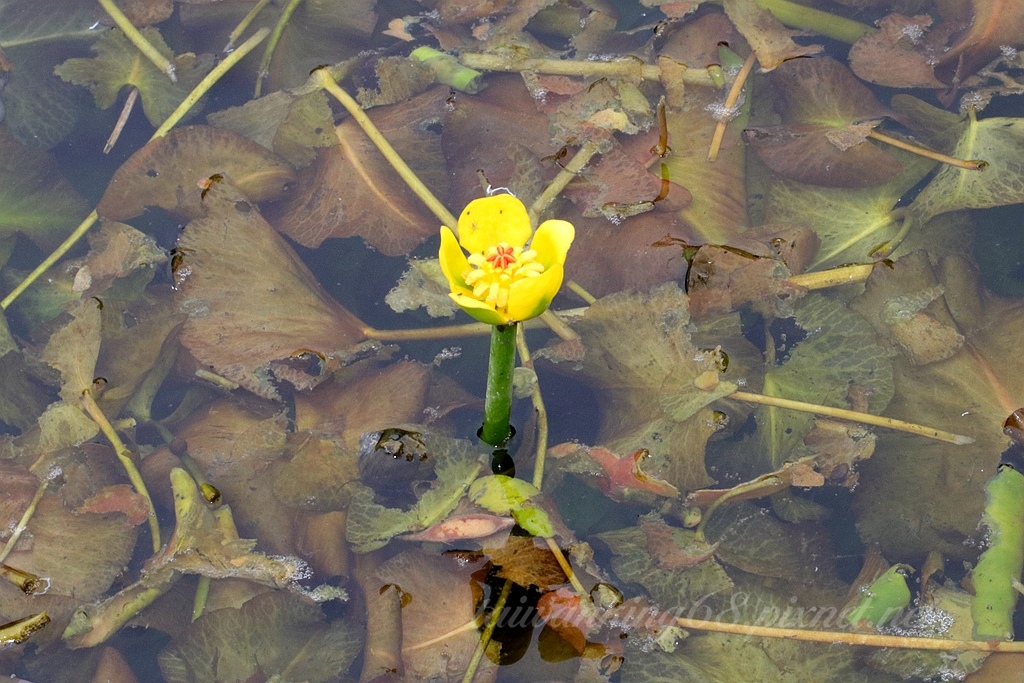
[[935, 0, 1024, 84], [270, 87, 451, 256], [159, 591, 361, 683], [55, 27, 214, 126], [385, 258, 459, 318], [548, 442, 680, 501], [746, 57, 901, 188], [174, 179, 381, 400], [97, 125, 295, 221]]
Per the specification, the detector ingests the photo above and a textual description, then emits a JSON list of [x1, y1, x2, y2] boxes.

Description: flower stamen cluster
[[465, 243, 544, 311]]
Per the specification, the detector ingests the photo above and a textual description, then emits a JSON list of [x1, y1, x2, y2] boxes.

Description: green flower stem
[[480, 323, 518, 447], [755, 0, 872, 44]]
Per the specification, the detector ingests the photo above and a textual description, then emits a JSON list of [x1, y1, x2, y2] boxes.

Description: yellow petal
[[506, 265, 564, 322], [531, 219, 575, 268], [438, 226, 470, 291], [449, 293, 510, 326], [456, 195, 533, 254]]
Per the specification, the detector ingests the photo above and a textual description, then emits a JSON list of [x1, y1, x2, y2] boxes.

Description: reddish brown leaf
[[549, 442, 680, 500], [746, 57, 901, 187], [536, 588, 589, 654], [486, 535, 568, 590], [270, 87, 451, 256], [722, 0, 822, 70], [639, 516, 719, 569], [76, 484, 149, 526], [936, 0, 1024, 84], [849, 14, 946, 88], [175, 179, 380, 400], [98, 125, 295, 220]]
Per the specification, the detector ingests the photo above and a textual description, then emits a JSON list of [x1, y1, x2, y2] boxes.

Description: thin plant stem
[[461, 579, 512, 683], [868, 130, 986, 170], [2, 210, 98, 310], [707, 51, 757, 162], [254, 0, 303, 97], [674, 613, 1024, 651], [0, 28, 269, 311], [480, 324, 518, 447], [566, 280, 597, 304], [225, 0, 271, 52], [538, 309, 579, 342], [730, 390, 973, 445], [81, 390, 161, 551], [96, 0, 176, 81], [0, 476, 49, 564], [787, 264, 875, 290], [458, 53, 717, 87], [314, 68, 458, 227], [754, 0, 873, 43], [545, 537, 587, 594], [104, 86, 138, 154], [529, 139, 601, 225], [515, 329, 549, 490], [152, 28, 269, 138]]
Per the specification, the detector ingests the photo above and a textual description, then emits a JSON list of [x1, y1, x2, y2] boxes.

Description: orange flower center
[[463, 242, 544, 311]]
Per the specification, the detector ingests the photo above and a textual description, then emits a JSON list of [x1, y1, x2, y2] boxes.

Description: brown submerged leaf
[[97, 125, 295, 221], [40, 297, 101, 402], [935, 0, 1024, 84], [175, 179, 380, 400], [849, 14, 946, 88], [746, 57, 901, 188], [374, 550, 494, 682], [270, 87, 451, 256], [852, 253, 1024, 559], [545, 283, 743, 493], [721, 0, 822, 70]]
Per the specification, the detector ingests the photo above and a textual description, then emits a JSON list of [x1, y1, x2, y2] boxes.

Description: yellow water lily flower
[[439, 194, 574, 326]]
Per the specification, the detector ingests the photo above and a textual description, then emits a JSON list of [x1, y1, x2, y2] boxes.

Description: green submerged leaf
[[0, 0, 99, 48], [159, 591, 362, 683], [346, 432, 484, 553], [0, 125, 90, 252], [596, 523, 733, 610], [758, 293, 893, 468], [55, 27, 214, 126]]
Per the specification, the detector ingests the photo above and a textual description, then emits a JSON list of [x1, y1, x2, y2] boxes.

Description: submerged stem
[[868, 130, 986, 170], [674, 613, 1024, 651], [461, 579, 512, 683], [459, 52, 717, 87], [254, 0, 303, 97], [754, 0, 872, 43], [529, 139, 602, 225], [81, 390, 161, 551], [480, 324, 518, 448], [708, 51, 757, 162], [314, 68, 458, 228], [730, 390, 973, 445], [787, 264, 875, 290]]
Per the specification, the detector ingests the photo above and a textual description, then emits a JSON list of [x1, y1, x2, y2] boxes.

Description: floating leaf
[[174, 179, 380, 400], [746, 57, 900, 188], [97, 125, 295, 221], [0, 125, 91, 254], [758, 293, 893, 468], [159, 591, 361, 683], [346, 432, 484, 552], [269, 87, 450, 256], [55, 27, 214, 126]]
